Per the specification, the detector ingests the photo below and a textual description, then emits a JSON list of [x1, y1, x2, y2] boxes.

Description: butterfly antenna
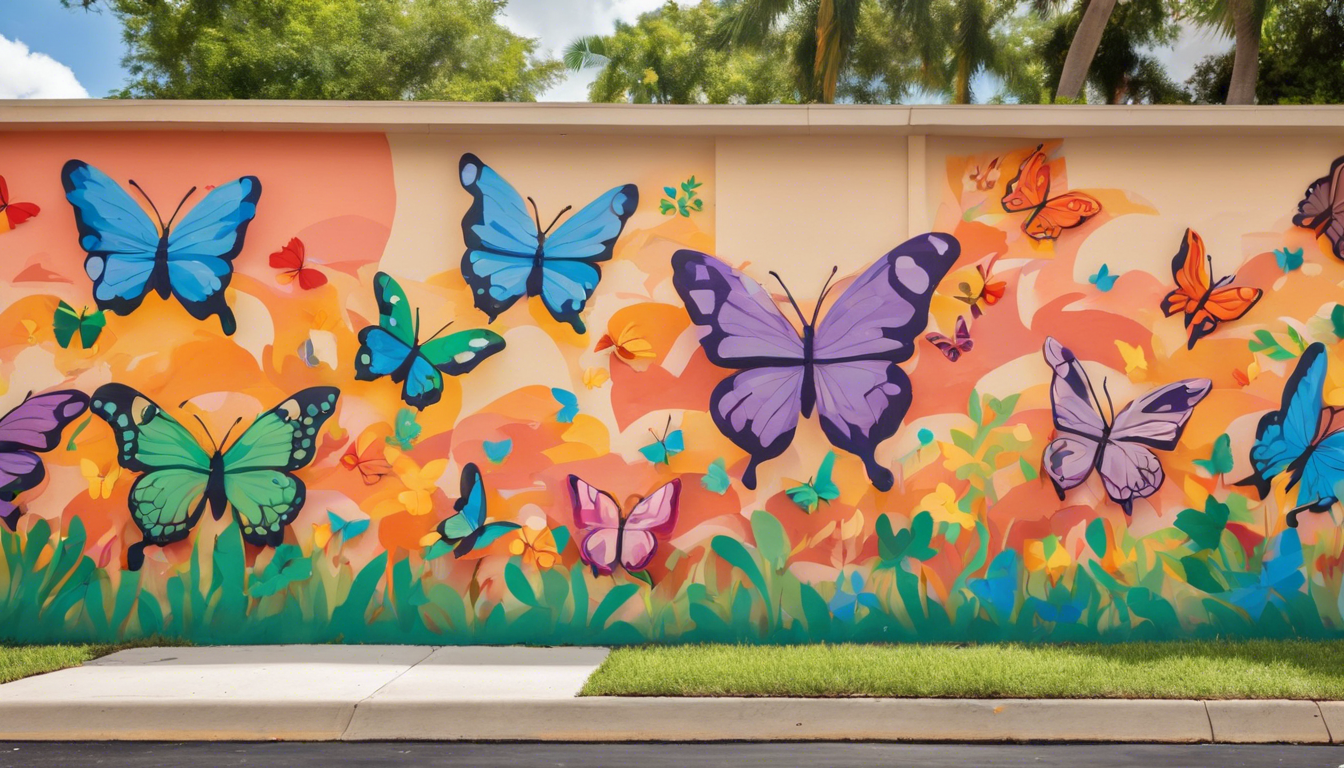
[[1102, 378, 1116, 425], [810, 266, 840, 329], [543, 205, 573, 236], [127, 180, 168, 232], [414, 307, 421, 344], [769, 272, 810, 328], [217, 417, 244, 453], [425, 320, 455, 342], [1078, 366, 1110, 430], [190, 413, 219, 454], [527, 197, 544, 235], [163, 187, 198, 232]]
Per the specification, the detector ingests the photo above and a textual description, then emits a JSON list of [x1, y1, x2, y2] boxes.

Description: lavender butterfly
[[671, 233, 959, 491], [0, 390, 90, 529], [926, 316, 973, 362], [1294, 154, 1344, 261], [1042, 337, 1210, 514]]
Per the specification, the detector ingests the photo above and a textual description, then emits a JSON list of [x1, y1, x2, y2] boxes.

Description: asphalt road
[[0, 742, 1341, 768]]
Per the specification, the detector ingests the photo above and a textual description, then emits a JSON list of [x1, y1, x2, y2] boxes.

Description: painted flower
[[829, 570, 879, 622], [919, 483, 975, 529], [1024, 536, 1071, 577], [509, 525, 560, 569]]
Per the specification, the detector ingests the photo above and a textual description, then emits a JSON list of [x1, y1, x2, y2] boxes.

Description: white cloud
[[0, 35, 89, 99]]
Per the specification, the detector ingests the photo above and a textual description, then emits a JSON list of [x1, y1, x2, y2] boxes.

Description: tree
[[1186, 0, 1344, 104], [66, 0, 562, 100], [1187, 0, 1270, 104], [714, 0, 864, 102], [1052, 0, 1117, 100], [1036, 0, 1182, 103]]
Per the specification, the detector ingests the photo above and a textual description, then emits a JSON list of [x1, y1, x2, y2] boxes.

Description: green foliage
[[660, 177, 705, 217], [1175, 497, 1231, 552], [1248, 327, 1307, 360], [86, 0, 562, 100], [1194, 434, 1235, 477], [1186, 0, 1344, 105]]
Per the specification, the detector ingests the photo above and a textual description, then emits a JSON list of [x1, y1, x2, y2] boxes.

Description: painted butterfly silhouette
[[639, 416, 684, 465], [0, 175, 39, 234], [1160, 228, 1262, 350], [1001, 145, 1101, 241], [671, 233, 959, 491], [459, 153, 638, 333], [1041, 337, 1210, 515], [1236, 343, 1344, 527], [90, 384, 339, 570], [355, 272, 505, 410], [432, 463, 520, 557], [1294, 154, 1344, 261], [62, 160, 261, 335], [270, 237, 327, 290], [956, 264, 1004, 318], [569, 476, 680, 577], [0, 390, 89, 530], [340, 432, 392, 485], [53, 301, 106, 350], [969, 157, 1000, 191], [926, 316, 973, 362], [785, 451, 839, 512]]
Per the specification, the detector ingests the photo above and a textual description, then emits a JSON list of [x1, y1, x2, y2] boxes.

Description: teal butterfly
[[483, 439, 512, 464], [53, 300, 106, 349], [552, 388, 578, 423], [355, 272, 505, 410], [639, 417, 684, 465], [1088, 264, 1117, 292], [386, 408, 421, 451], [702, 457, 731, 494], [1193, 433, 1234, 477], [786, 451, 839, 512], [431, 463, 520, 557], [327, 511, 370, 540], [90, 384, 339, 570], [1275, 247, 1304, 273]]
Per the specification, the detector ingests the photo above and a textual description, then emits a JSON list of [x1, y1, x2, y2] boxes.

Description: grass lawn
[[581, 641, 1344, 699], [0, 643, 148, 685]]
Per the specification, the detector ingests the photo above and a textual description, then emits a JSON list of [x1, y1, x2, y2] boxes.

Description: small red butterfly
[[970, 157, 1001, 191], [926, 316, 973, 362], [269, 237, 328, 289], [956, 264, 1006, 318], [0, 175, 39, 234]]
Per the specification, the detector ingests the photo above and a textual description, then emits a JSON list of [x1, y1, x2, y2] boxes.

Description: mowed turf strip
[[581, 641, 1344, 699]]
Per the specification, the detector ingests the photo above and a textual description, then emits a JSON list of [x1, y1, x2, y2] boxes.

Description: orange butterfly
[[0, 175, 39, 234], [969, 157, 1000, 191], [340, 431, 392, 485], [1160, 228, 1262, 350], [596, 323, 654, 362], [956, 264, 1006, 318], [270, 237, 328, 290], [1001, 145, 1101, 240]]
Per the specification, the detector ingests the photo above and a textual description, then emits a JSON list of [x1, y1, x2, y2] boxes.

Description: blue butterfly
[[1088, 263, 1117, 292], [1227, 530, 1304, 620], [552, 388, 579, 423], [969, 550, 1019, 618], [1237, 342, 1344, 526], [327, 511, 370, 540], [61, 160, 261, 336], [483, 439, 512, 464], [432, 463, 520, 557], [458, 153, 638, 333], [639, 417, 684, 465], [355, 272, 506, 410]]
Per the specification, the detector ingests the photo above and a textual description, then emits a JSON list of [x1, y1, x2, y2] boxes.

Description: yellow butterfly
[[21, 319, 38, 345], [596, 323, 655, 362], [80, 459, 120, 500], [583, 367, 609, 389], [1115, 340, 1147, 380], [391, 451, 448, 517]]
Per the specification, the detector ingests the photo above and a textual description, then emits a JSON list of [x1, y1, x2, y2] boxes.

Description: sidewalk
[[0, 646, 1335, 744]]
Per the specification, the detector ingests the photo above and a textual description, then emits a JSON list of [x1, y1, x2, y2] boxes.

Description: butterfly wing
[[53, 302, 80, 349], [0, 390, 91, 454], [1027, 192, 1102, 240], [163, 176, 261, 336], [618, 479, 680, 572], [568, 475, 625, 575], [1161, 229, 1209, 321], [78, 309, 106, 349], [458, 153, 539, 322], [0, 176, 39, 232], [672, 249, 808, 489], [811, 234, 959, 490], [1295, 156, 1344, 260], [1240, 343, 1330, 499], [355, 272, 416, 381], [1041, 337, 1108, 497], [220, 387, 339, 545], [1001, 147, 1048, 214], [538, 183, 639, 332], [419, 330, 507, 377], [1101, 378, 1212, 513], [62, 160, 162, 317]]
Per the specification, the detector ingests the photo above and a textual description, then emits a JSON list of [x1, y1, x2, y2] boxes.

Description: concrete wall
[[0, 102, 1341, 643]]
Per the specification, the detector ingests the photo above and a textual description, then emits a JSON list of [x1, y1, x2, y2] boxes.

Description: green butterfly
[[91, 383, 339, 570], [785, 452, 839, 513], [53, 300, 106, 349]]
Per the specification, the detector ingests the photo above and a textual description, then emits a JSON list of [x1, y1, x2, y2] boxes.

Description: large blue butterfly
[[458, 153, 638, 334], [62, 160, 261, 336], [1238, 342, 1344, 527]]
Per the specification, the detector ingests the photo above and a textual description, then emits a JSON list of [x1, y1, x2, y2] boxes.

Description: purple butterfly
[[671, 233, 959, 491], [1294, 154, 1344, 260], [0, 390, 90, 529], [926, 316, 973, 362], [1041, 337, 1210, 515]]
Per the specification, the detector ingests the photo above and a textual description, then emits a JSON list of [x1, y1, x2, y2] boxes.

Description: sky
[[0, 0, 1231, 102]]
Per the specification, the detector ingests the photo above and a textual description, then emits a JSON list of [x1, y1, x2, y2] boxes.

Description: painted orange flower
[[509, 526, 560, 569]]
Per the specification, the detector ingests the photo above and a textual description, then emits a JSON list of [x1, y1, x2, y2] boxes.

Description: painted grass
[[581, 641, 1344, 699]]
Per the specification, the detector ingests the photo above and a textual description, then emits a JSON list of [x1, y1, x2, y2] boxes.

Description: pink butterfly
[[568, 476, 680, 576], [925, 316, 973, 362]]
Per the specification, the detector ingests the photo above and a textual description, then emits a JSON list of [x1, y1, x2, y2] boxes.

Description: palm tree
[[1053, 0, 1119, 100], [716, 0, 863, 103], [1191, 0, 1269, 104]]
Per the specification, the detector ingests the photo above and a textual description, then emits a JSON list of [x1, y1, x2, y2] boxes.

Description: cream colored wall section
[[715, 136, 908, 289]]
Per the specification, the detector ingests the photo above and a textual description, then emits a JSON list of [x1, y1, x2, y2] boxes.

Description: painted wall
[[0, 119, 1342, 644]]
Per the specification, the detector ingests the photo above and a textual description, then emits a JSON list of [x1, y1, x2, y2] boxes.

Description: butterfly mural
[[458, 153, 639, 333], [0, 175, 39, 234], [1000, 144, 1102, 241], [0, 390, 90, 530], [1237, 343, 1344, 527], [90, 384, 339, 570], [429, 463, 520, 557], [1160, 229, 1262, 350], [1293, 154, 1344, 260], [354, 272, 506, 410], [270, 237, 328, 290], [671, 233, 959, 490], [955, 264, 1004, 318], [52, 301, 106, 350], [569, 476, 680, 576], [1041, 337, 1211, 514], [926, 316, 973, 362], [61, 160, 261, 336]]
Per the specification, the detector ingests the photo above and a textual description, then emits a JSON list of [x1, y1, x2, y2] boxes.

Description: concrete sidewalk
[[0, 646, 1335, 743]]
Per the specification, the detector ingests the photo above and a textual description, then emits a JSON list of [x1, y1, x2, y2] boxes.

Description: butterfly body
[[569, 476, 680, 576], [1160, 229, 1262, 349], [672, 234, 959, 491], [61, 160, 261, 335], [1001, 145, 1101, 240], [0, 390, 90, 529], [1294, 154, 1344, 260], [459, 153, 639, 333]]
